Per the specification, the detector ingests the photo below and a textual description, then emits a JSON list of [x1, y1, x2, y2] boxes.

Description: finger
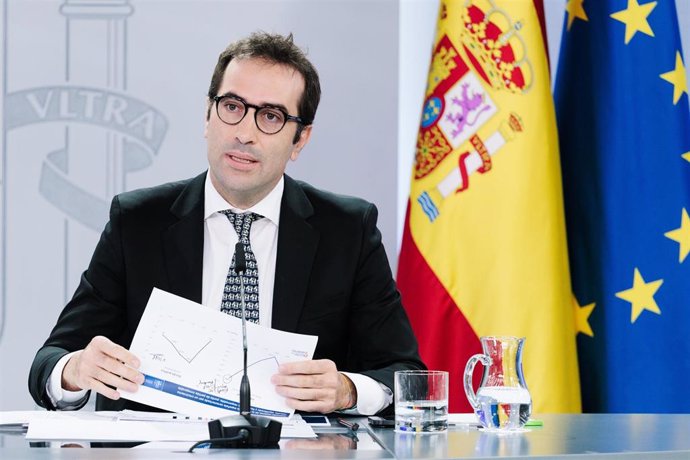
[[89, 365, 132, 392], [272, 374, 313, 388], [275, 385, 335, 402], [114, 377, 139, 394], [279, 359, 336, 375], [272, 372, 338, 389], [284, 397, 333, 414], [99, 368, 140, 393], [97, 354, 144, 385], [91, 336, 140, 368], [85, 376, 121, 400]]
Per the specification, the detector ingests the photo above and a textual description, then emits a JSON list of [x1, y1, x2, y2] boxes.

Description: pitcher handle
[[463, 353, 491, 410]]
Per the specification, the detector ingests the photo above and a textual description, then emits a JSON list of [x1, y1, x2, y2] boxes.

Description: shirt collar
[[204, 172, 283, 226]]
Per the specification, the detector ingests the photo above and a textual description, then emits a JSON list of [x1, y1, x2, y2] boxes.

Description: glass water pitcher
[[463, 336, 532, 430]]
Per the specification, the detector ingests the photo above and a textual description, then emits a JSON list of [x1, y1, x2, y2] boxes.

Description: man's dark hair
[[207, 32, 321, 143]]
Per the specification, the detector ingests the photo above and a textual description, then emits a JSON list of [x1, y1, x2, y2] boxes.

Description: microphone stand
[[202, 242, 282, 449], [239, 247, 250, 416]]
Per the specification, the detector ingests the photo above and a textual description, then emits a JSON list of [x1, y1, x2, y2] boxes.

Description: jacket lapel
[[163, 172, 206, 303], [272, 175, 319, 332]]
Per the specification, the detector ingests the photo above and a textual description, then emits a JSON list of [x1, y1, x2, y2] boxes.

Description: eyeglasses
[[212, 94, 309, 135]]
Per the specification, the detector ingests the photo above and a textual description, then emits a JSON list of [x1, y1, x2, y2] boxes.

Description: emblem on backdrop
[[0, 0, 169, 340]]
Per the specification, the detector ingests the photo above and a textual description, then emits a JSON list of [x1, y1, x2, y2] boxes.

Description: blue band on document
[[141, 374, 289, 418]]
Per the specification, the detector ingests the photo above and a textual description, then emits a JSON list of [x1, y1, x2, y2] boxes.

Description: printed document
[[22, 411, 316, 441], [119, 288, 318, 419]]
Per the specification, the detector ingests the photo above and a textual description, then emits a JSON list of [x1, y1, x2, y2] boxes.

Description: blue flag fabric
[[555, 0, 690, 412]]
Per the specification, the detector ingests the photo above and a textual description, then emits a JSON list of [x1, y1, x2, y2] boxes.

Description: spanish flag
[[397, 0, 581, 413]]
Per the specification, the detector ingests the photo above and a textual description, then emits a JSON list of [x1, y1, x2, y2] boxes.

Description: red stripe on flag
[[397, 203, 482, 413], [533, 0, 551, 72]]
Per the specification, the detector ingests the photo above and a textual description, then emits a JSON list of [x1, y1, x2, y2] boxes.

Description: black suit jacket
[[29, 172, 424, 413]]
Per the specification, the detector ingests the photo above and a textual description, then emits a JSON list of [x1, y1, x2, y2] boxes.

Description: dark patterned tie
[[219, 211, 261, 323]]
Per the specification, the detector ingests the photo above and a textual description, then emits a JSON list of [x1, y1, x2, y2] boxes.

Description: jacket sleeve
[[348, 203, 426, 412]]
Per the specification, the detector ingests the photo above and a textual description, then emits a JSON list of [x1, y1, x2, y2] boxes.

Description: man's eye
[[261, 110, 283, 123]]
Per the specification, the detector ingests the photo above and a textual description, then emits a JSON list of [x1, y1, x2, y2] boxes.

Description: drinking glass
[[394, 370, 448, 433]]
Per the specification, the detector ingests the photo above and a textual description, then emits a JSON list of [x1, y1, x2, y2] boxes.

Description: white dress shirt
[[47, 174, 391, 414]]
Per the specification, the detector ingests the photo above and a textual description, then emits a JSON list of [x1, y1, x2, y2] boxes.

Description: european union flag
[[555, 0, 690, 412]]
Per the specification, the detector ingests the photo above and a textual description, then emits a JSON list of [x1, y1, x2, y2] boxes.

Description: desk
[[2, 414, 690, 459], [370, 414, 690, 458]]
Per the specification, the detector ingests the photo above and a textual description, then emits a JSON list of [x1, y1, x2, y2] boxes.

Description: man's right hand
[[62, 336, 144, 400]]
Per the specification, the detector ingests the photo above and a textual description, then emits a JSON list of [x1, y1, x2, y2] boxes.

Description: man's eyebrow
[[218, 91, 290, 113], [218, 91, 245, 102]]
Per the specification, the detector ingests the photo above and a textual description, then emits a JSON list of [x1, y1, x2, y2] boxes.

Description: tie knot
[[219, 211, 262, 240]]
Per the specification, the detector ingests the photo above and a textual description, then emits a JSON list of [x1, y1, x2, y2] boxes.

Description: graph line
[[162, 332, 212, 364], [227, 356, 280, 380]]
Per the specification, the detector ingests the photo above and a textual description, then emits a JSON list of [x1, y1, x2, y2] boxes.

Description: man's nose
[[234, 109, 259, 144]]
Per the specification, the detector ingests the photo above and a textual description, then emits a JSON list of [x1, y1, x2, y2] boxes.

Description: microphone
[[234, 241, 247, 272], [234, 242, 251, 416], [204, 240, 282, 449]]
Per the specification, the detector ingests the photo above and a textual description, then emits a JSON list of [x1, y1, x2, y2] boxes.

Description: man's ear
[[204, 99, 212, 138], [290, 125, 312, 161]]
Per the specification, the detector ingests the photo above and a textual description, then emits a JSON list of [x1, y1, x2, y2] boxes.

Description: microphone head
[[234, 242, 247, 273]]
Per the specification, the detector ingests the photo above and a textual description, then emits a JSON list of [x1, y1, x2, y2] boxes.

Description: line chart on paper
[[122, 288, 318, 418]]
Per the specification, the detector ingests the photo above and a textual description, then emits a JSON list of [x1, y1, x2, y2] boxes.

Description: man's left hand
[[271, 359, 356, 413]]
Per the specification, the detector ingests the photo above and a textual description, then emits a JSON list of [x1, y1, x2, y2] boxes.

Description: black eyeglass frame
[[212, 94, 310, 135]]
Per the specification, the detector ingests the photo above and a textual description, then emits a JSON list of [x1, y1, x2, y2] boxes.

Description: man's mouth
[[229, 154, 256, 164], [226, 152, 258, 165]]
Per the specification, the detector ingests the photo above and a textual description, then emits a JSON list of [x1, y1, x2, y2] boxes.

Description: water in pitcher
[[475, 386, 531, 430]]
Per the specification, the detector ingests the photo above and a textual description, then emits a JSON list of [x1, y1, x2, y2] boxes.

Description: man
[[28, 32, 424, 416]]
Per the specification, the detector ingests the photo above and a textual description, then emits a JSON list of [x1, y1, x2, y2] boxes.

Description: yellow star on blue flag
[[665, 208, 690, 263], [659, 51, 688, 105], [566, 0, 589, 31], [610, 0, 657, 44], [615, 268, 663, 323]]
